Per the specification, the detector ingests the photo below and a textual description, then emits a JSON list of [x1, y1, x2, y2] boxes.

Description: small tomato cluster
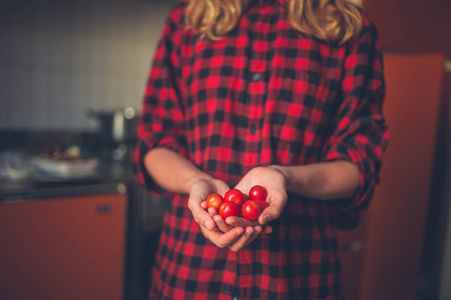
[[206, 185, 269, 221]]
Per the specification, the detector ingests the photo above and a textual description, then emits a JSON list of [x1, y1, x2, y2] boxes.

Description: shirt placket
[[238, 3, 269, 298], [242, 5, 268, 171], [244, 63, 265, 169]]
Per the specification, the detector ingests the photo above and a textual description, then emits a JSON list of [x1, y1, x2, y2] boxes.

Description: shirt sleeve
[[131, 5, 187, 196], [323, 13, 390, 220]]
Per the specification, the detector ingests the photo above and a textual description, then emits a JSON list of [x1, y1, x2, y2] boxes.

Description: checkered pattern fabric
[[132, 0, 389, 299]]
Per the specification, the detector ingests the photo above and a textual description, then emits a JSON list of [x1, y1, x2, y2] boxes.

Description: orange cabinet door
[[337, 52, 450, 300], [0, 193, 127, 300]]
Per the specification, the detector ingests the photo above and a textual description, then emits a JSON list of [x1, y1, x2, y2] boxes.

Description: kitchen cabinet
[[362, 0, 451, 57], [337, 52, 451, 299], [0, 192, 127, 300]]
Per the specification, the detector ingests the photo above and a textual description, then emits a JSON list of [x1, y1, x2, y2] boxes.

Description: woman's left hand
[[232, 166, 288, 227]]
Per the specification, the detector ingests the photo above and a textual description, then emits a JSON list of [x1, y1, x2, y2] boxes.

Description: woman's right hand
[[187, 177, 230, 232]]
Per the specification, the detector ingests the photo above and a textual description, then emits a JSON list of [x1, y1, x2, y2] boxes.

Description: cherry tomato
[[224, 189, 245, 207], [241, 200, 261, 221], [249, 185, 267, 201], [219, 202, 239, 219], [206, 193, 224, 210], [255, 200, 269, 210]]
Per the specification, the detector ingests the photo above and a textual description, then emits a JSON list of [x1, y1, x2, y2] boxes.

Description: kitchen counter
[[0, 157, 166, 230], [0, 180, 127, 201], [0, 160, 134, 201]]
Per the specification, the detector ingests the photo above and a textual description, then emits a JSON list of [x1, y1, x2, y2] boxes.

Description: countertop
[[0, 158, 167, 231], [0, 160, 134, 201]]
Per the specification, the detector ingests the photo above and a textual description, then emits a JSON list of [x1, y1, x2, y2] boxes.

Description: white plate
[[32, 158, 99, 179]]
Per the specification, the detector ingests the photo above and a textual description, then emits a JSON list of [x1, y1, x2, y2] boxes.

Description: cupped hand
[[231, 166, 288, 226], [199, 223, 263, 252], [187, 177, 230, 231]]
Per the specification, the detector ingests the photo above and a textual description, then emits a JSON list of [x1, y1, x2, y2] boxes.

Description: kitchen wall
[[0, 0, 176, 131], [363, 0, 451, 57]]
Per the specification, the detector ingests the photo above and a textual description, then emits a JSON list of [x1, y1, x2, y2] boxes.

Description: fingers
[[200, 224, 264, 252], [228, 226, 262, 252], [200, 201, 208, 210], [205, 207, 235, 233], [188, 199, 216, 231], [258, 205, 283, 226], [213, 215, 235, 233], [258, 190, 286, 226], [225, 214, 273, 234], [224, 216, 257, 228], [200, 225, 244, 248], [189, 178, 232, 232], [261, 224, 273, 234], [211, 210, 271, 236], [207, 207, 218, 218]]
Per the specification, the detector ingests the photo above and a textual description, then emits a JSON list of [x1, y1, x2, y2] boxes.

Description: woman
[[133, 0, 389, 299]]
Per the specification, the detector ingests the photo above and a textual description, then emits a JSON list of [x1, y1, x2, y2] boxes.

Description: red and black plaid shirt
[[132, 0, 389, 299]]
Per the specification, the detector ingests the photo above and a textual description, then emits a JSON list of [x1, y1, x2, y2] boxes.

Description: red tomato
[[224, 189, 245, 207], [255, 200, 269, 210], [241, 200, 261, 221], [219, 202, 239, 219], [249, 185, 267, 201], [206, 193, 224, 210]]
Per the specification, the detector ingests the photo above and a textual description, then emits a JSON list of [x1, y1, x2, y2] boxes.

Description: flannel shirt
[[132, 0, 389, 299]]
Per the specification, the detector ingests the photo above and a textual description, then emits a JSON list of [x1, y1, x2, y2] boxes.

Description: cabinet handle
[[96, 204, 112, 214]]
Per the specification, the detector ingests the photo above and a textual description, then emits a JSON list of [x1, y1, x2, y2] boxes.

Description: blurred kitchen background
[[0, 1, 179, 300], [1, 0, 451, 300], [0, 0, 173, 130]]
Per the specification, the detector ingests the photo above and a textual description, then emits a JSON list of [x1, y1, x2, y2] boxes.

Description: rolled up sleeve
[[132, 7, 187, 196], [323, 14, 390, 219]]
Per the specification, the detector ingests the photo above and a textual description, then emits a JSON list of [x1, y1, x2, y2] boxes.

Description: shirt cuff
[[324, 142, 378, 212]]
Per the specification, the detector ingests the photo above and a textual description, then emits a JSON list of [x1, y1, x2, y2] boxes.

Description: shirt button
[[252, 73, 261, 82], [249, 125, 257, 135], [223, 284, 233, 294]]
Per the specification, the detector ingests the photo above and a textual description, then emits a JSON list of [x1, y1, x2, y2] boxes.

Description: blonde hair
[[186, 0, 362, 44]]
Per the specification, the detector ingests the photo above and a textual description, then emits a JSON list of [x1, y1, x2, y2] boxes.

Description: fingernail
[[205, 220, 211, 228], [264, 215, 270, 223]]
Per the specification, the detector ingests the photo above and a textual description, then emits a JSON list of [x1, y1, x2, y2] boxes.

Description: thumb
[[188, 194, 216, 231], [258, 189, 286, 225]]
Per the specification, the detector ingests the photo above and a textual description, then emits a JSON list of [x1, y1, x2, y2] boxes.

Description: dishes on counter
[[32, 157, 99, 180], [30, 144, 99, 180], [1, 145, 100, 181]]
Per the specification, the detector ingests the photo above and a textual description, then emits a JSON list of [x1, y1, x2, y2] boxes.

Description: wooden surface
[[0, 193, 127, 300], [337, 52, 448, 300]]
